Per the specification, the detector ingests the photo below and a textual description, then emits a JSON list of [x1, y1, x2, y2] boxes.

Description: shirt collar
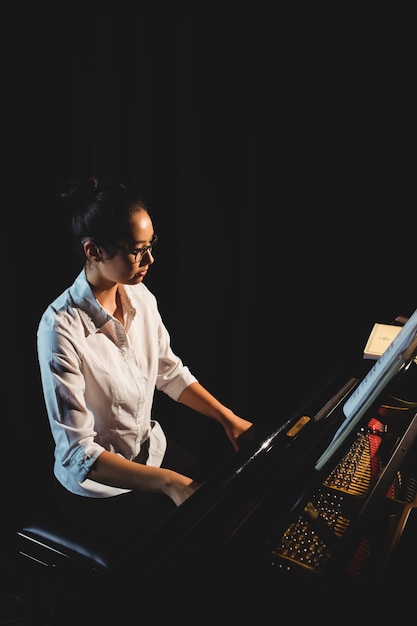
[[70, 269, 112, 332], [69, 269, 137, 333]]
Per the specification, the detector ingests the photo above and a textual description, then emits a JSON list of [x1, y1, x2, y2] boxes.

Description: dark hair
[[61, 176, 149, 259]]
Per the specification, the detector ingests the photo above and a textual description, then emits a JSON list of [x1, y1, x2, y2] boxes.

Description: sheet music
[[344, 308, 417, 419], [315, 309, 417, 471]]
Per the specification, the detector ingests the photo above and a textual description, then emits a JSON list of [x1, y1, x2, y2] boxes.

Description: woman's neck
[[85, 266, 125, 324]]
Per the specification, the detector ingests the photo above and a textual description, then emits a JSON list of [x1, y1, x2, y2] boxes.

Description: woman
[[37, 176, 252, 542]]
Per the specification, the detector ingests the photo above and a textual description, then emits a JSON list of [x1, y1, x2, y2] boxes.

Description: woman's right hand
[[165, 472, 200, 506]]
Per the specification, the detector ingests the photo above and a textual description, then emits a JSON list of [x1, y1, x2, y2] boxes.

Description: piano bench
[[15, 511, 126, 626]]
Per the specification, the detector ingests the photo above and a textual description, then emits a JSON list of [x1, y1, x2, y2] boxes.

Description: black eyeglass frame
[[84, 234, 158, 263]]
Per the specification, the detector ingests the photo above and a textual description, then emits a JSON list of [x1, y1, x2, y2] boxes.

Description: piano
[[124, 322, 417, 621]]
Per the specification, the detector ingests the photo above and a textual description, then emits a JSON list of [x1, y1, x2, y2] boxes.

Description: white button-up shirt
[[37, 269, 197, 498]]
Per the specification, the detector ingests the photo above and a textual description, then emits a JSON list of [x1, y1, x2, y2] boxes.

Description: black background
[[2, 2, 416, 537]]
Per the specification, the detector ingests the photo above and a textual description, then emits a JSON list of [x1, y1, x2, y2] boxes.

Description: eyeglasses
[[90, 234, 158, 263], [127, 234, 158, 262]]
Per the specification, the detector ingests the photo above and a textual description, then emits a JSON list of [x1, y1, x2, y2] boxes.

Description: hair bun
[[61, 176, 100, 205]]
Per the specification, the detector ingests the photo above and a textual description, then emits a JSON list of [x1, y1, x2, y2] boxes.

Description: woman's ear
[[82, 239, 101, 261]]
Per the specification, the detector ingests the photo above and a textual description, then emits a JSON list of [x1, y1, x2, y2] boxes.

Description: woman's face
[[96, 208, 157, 285]]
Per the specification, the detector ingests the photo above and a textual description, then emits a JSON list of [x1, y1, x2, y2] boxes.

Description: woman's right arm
[[88, 451, 199, 506]]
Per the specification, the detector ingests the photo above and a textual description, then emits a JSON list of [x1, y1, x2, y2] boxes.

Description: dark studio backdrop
[[3, 3, 416, 542]]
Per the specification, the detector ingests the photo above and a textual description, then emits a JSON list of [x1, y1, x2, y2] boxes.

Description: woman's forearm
[[88, 450, 198, 505]]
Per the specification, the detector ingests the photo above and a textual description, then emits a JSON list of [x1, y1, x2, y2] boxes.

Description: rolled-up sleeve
[[38, 311, 107, 485]]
